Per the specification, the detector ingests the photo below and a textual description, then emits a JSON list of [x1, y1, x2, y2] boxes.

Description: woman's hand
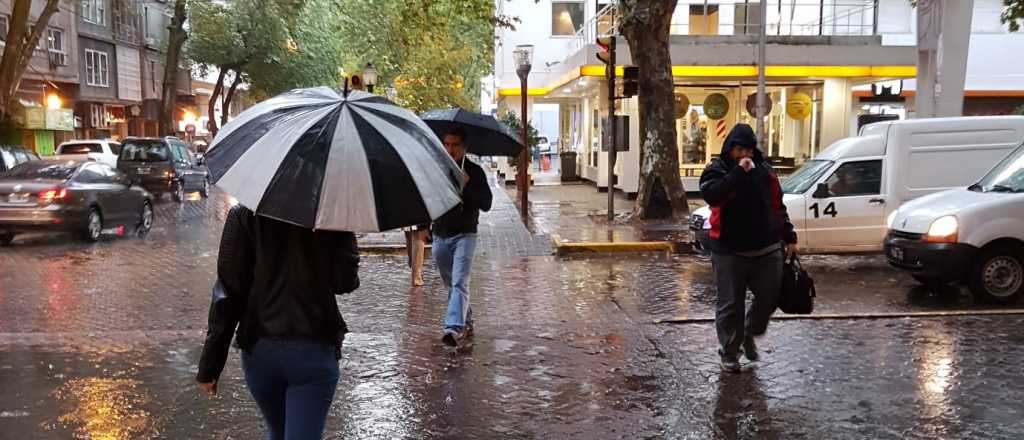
[[197, 380, 218, 395]]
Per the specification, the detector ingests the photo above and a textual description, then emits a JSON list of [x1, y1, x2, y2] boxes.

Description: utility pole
[[597, 36, 616, 221], [756, 0, 767, 150]]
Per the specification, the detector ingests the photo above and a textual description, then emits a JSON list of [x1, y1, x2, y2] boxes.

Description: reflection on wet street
[[2, 190, 1024, 439]]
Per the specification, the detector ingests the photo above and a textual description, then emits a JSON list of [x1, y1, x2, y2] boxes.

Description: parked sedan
[[0, 159, 154, 245]]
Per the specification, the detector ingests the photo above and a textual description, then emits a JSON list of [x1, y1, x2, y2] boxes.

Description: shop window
[[689, 4, 720, 35], [552, 1, 585, 36], [734, 2, 762, 36], [825, 160, 882, 197], [83, 0, 106, 26], [85, 49, 109, 87], [0, 15, 8, 48]]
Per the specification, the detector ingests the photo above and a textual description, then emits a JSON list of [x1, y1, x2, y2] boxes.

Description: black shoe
[[442, 329, 465, 347], [719, 350, 741, 373], [742, 336, 759, 362]]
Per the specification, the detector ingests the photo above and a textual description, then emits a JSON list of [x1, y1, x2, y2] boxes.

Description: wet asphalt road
[[2, 189, 1023, 439]]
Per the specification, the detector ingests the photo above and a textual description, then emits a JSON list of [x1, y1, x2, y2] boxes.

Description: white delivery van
[[691, 116, 1024, 253], [885, 142, 1024, 303]]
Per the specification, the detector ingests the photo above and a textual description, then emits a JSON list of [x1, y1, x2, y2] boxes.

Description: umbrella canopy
[[205, 87, 463, 232], [420, 108, 524, 157]]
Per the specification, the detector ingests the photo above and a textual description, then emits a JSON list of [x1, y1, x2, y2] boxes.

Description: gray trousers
[[711, 250, 784, 357]]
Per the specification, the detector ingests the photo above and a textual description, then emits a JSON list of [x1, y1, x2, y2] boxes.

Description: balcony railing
[[572, 0, 879, 54], [113, 0, 141, 44]]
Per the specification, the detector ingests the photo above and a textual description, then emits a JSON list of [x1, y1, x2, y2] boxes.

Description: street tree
[[189, 0, 343, 137], [160, 0, 188, 136], [1001, 0, 1024, 31], [619, 0, 689, 220], [334, 0, 502, 112], [0, 0, 60, 139]]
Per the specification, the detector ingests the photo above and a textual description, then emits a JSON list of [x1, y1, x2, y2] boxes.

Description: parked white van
[[885, 142, 1024, 303], [691, 116, 1024, 254]]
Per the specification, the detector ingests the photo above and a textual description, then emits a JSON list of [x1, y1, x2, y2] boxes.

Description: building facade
[[492, 0, 1024, 194]]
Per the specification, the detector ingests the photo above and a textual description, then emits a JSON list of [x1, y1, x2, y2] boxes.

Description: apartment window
[[552, 1, 585, 36], [85, 49, 109, 87], [1, 15, 8, 47], [47, 29, 67, 65], [149, 60, 157, 94], [689, 4, 720, 35], [83, 0, 106, 25]]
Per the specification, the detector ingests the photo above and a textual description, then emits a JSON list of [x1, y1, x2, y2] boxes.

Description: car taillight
[[38, 188, 68, 203]]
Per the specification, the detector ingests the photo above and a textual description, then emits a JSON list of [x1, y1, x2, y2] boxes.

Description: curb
[[551, 234, 678, 256], [655, 308, 1024, 324]]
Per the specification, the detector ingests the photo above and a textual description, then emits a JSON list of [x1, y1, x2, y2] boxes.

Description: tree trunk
[[160, 0, 188, 136], [620, 0, 689, 220], [221, 71, 244, 126], [0, 0, 61, 123], [207, 68, 226, 139]]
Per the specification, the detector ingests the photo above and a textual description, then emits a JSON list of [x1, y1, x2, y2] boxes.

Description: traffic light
[[596, 36, 614, 65], [623, 66, 639, 97]]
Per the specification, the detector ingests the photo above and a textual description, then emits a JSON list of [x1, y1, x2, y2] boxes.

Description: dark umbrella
[[420, 108, 524, 157]]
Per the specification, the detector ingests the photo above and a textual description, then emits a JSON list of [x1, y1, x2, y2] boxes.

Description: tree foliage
[[1003, 0, 1024, 32], [334, 0, 497, 112], [188, 0, 343, 134]]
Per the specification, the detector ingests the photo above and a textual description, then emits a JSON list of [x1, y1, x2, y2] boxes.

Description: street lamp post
[[362, 63, 379, 94], [514, 44, 534, 220]]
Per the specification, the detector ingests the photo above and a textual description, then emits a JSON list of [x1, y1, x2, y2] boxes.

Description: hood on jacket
[[720, 123, 764, 166]]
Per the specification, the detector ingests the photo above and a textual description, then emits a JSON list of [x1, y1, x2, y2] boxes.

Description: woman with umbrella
[[195, 87, 463, 439]]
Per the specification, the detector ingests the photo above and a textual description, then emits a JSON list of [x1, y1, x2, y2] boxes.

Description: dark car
[[0, 145, 40, 174], [117, 137, 209, 202], [0, 159, 153, 245]]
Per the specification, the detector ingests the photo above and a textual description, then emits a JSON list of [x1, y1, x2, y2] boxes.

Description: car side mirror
[[813, 182, 831, 199]]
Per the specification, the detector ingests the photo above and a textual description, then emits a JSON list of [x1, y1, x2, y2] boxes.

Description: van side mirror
[[813, 182, 831, 199]]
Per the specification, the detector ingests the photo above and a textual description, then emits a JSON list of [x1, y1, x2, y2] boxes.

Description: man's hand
[[197, 380, 218, 395], [785, 243, 798, 258], [739, 157, 755, 172]]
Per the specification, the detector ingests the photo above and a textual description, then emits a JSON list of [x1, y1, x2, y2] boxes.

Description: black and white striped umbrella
[[204, 87, 463, 232]]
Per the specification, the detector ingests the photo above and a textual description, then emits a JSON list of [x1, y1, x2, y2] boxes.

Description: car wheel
[[200, 178, 210, 198], [83, 208, 103, 242], [0, 233, 15, 246], [172, 181, 184, 203], [968, 245, 1024, 304], [136, 202, 154, 238]]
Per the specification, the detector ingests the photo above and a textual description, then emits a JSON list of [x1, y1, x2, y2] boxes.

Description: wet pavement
[[2, 186, 1024, 439]]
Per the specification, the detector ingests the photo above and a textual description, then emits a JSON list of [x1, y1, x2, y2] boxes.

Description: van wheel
[[199, 178, 210, 198], [0, 233, 15, 246], [82, 208, 103, 242], [968, 245, 1024, 304]]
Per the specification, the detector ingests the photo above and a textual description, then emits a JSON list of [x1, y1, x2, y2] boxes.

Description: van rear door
[[804, 159, 887, 252]]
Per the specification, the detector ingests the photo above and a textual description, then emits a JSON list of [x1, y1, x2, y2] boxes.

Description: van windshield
[[973, 144, 1024, 193], [781, 160, 833, 194], [120, 140, 168, 163]]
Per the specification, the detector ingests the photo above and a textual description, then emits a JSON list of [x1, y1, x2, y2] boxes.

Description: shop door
[[34, 131, 55, 156], [804, 160, 886, 252]]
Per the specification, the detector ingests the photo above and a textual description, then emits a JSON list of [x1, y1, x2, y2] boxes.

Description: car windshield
[[4, 162, 77, 180], [120, 140, 168, 162], [59, 143, 102, 154], [973, 144, 1024, 193], [781, 160, 834, 194]]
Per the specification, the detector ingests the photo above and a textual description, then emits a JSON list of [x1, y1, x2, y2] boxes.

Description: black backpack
[[779, 254, 815, 314]]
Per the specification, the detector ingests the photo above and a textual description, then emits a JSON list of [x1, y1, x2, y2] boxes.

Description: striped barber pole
[[715, 119, 728, 139]]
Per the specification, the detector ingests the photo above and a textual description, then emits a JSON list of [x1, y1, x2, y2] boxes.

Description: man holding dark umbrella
[[434, 127, 493, 347]]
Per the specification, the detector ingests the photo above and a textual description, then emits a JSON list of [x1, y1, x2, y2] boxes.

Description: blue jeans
[[241, 340, 340, 440], [432, 233, 478, 330]]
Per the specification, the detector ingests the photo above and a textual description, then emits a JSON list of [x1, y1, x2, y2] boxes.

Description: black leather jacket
[[196, 205, 360, 383]]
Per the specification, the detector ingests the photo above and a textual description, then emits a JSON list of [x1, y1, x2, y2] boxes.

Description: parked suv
[[117, 137, 209, 202], [1, 145, 40, 175]]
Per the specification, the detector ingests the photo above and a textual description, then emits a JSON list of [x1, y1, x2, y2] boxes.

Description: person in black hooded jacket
[[699, 123, 797, 373]]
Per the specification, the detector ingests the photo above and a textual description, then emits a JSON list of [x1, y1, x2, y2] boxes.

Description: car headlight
[[886, 210, 899, 230], [924, 215, 958, 243]]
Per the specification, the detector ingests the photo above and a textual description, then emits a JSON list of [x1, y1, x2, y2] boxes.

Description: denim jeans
[[710, 250, 784, 358], [241, 339, 340, 440], [432, 233, 478, 330]]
